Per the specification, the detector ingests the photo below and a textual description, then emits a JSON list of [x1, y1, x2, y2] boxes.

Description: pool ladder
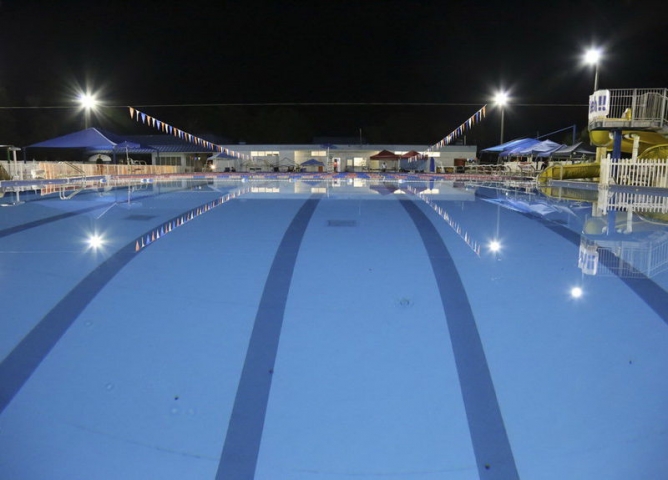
[[57, 162, 87, 200]]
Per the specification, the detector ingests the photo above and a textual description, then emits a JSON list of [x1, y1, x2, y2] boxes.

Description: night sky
[[1, 0, 667, 149]]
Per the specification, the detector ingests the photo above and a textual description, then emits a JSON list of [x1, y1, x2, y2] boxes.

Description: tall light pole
[[494, 91, 508, 144], [584, 48, 602, 92], [78, 92, 98, 129]]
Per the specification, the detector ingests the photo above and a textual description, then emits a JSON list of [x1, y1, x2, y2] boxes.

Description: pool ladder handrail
[[57, 162, 87, 200]]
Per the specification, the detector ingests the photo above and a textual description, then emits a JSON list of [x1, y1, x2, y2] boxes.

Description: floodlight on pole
[[494, 91, 509, 144], [584, 48, 602, 92], [78, 92, 98, 129]]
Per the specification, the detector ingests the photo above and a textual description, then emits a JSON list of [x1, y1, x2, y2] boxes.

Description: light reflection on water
[[2, 176, 668, 288]]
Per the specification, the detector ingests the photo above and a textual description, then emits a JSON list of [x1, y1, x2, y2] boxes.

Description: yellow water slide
[[539, 87, 668, 183], [537, 161, 600, 183], [589, 129, 667, 155], [538, 131, 668, 184]]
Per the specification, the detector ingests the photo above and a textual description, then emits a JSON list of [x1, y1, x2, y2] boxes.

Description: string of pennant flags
[[129, 104, 485, 164], [409, 105, 487, 162], [134, 187, 251, 253], [128, 107, 251, 160]]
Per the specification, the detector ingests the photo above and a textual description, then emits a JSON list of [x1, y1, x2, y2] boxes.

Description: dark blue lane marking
[[0, 191, 161, 239], [0, 242, 137, 415], [0, 197, 229, 416], [399, 198, 520, 480], [0, 205, 107, 239], [216, 197, 320, 480], [524, 213, 668, 326]]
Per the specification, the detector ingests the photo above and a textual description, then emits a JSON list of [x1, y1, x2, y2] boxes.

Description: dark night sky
[[1, 0, 667, 148]]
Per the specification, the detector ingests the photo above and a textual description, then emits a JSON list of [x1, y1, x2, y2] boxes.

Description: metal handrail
[[57, 161, 87, 181], [57, 162, 87, 199]]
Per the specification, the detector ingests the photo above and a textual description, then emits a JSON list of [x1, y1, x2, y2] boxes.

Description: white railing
[[608, 191, 668, 213], [601, 155, 668, 188], [589, 88, 668, 131], [597, 182, 668, 215]]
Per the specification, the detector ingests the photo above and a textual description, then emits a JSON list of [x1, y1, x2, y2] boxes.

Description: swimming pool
[[1, 175, 667, 479]]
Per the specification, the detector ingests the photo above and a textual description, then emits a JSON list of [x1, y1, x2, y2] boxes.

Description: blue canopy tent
[[26, 128, 144, 163], [513, 139, 565, 158], [551, 142, 596, 160], [481, 138, 539, 154], [498, 139, 542, 158], [479, 138, 540, 164]]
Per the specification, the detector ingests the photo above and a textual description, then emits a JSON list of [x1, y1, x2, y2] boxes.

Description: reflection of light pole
[[584, 48, 602, 92], [78, 93, 98, 129], [494, 91, 508, 144]]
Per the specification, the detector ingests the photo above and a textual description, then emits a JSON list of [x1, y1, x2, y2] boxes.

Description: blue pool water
[[1, 175, 667, 479]]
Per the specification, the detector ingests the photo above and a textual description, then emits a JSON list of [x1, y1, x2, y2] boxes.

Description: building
[[24, 128, 477, 173]]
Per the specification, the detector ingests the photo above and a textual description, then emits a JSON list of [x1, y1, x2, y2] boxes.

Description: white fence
[[604, 190, 668, 214], [600, 156, 668, 188]]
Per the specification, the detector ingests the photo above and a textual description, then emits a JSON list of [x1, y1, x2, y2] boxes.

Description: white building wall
[[217, 144, 478, 171]]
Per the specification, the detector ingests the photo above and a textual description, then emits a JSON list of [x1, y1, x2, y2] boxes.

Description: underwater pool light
[[488, 240, 501, 252], [570, 286, 583, 299]]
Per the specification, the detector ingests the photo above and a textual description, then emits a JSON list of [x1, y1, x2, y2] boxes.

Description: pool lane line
[[526, 213, 668, 326], [399, 198, 520, 480], [0, 193, 246, 416], [0, 190, 162, 240], [215, 196, 321, 480], [0, 241, 137, 415], [0, 205, 108, 239]]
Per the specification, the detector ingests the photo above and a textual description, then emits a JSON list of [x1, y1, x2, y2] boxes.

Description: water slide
[[589, 129, 667, 154], [538, 88, 668, 183], [538, 130, 668, 183], [537, 161, 601, 183]]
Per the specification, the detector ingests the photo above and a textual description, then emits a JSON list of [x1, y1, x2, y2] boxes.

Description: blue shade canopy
[[551, 142, 597, 158], [498, 139, 542, 157], [480, 138, 538, 153], [513, 139, 564, 157], [301, 158, 324, 166], [113, 140, 142, 150], [27, 128, 134, 150]]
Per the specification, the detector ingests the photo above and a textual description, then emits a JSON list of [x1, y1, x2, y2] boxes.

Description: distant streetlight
[[584, 48, 602, 92], [494, 91, 509, 144], [78, 92, 98, 129]]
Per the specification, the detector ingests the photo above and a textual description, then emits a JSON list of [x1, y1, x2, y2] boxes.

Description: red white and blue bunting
[[134, 187, 251, 253], [128, 107, 250, 160], [409, 105, 487, 162]]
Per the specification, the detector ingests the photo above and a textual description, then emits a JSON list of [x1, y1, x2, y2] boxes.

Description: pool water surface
[[1, 176, 667, 480]]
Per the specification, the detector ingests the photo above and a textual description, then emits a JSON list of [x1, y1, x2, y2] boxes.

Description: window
[[311, 150, 326, 157], [251, 151, 279, 157]]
